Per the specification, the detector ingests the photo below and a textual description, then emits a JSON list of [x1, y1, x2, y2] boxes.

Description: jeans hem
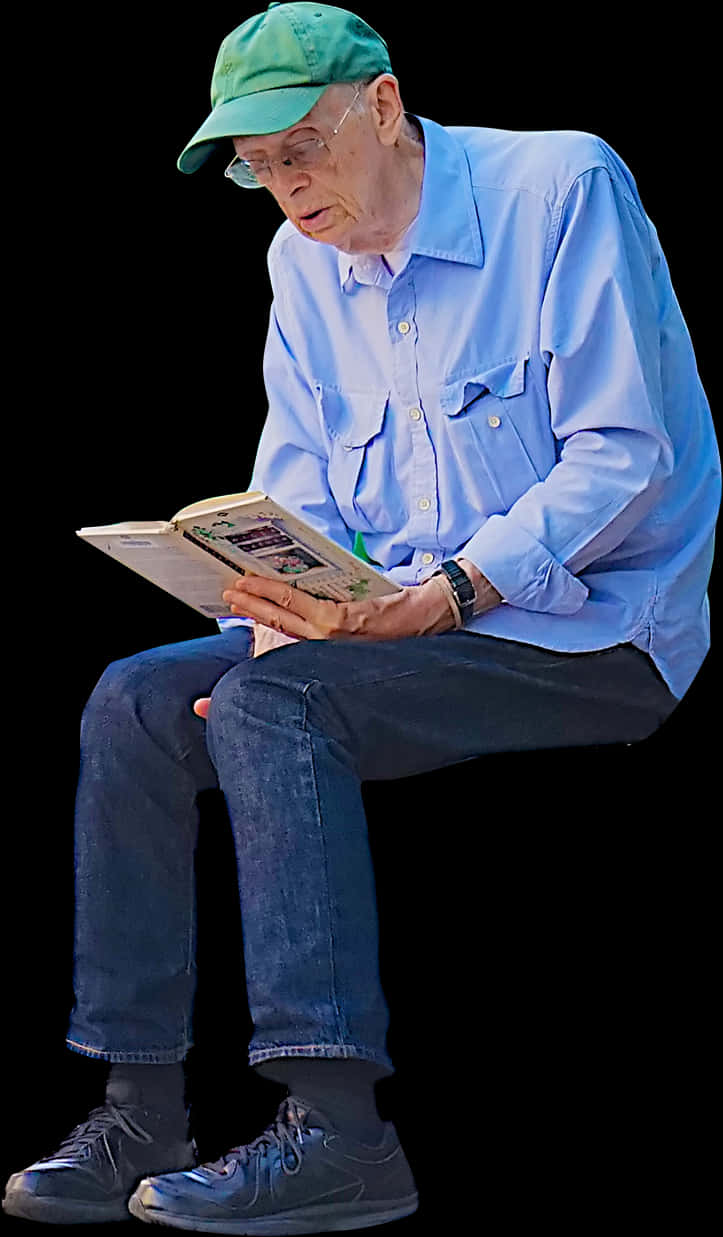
[[249, 1044, 394, 1075], [65, 1037, 191, 1064]]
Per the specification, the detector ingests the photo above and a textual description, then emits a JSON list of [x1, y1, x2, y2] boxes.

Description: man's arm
[[457, 164, 675, 612]]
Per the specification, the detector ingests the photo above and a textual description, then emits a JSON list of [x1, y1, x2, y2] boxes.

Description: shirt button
[[488, 414, 501, 428], [409, 407, 422, 421], [417, 497, 431, 511], [397, 321, 411, 335], [421, 552, 435, 564]]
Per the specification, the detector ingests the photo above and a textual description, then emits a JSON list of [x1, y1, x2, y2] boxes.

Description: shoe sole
[[127, 1190, 419, 1233], [3, 1185, 132, 1224]]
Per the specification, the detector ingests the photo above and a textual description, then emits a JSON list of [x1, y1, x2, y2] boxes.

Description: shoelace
[[41, 1104, 154, 1177], [205, 1098, 311, 1179]]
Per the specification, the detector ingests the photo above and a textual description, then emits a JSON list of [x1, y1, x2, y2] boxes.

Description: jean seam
[[301, 680, 349, 1049], [65, 1037, 190, 1063], [297, 653, 510, 698], [185, 780, 199, 1048], [300, 666, 421, 694], [249, 1044, 393, 1068]]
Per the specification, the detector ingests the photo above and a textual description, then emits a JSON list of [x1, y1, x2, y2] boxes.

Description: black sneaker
[[128, 1095, 418, 1233], [2, 1100, 198, 1224]]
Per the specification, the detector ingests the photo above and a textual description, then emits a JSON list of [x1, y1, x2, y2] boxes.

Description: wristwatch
[[432, 560, 476, 625]]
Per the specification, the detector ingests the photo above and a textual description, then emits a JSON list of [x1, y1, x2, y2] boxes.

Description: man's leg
[[127, 633, 674, 1233], [4, 625, 257, 1223], [206, 633, 676, 1075], [67, 624, 254, 1062]]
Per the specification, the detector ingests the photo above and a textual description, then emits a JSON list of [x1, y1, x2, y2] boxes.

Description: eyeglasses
[[224, 86, 362, 189]]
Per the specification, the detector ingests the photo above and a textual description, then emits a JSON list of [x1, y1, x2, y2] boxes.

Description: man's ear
[[367, 74, 405, 147]]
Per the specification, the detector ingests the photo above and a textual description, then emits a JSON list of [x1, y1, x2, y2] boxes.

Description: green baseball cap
[[177, 2, 393, 174]]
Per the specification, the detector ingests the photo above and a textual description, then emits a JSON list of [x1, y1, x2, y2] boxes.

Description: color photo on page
[[255, 546, 327, 575], [223, 525, 296, 553]]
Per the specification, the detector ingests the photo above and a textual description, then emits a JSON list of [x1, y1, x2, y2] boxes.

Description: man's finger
[[225, 575, 313, 613], [223, 583, 329, 638], [230, 591, 316, 638], [193, 697, 211, 719]]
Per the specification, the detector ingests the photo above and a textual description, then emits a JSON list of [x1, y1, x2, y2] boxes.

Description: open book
[[76, 492, 402, 619]]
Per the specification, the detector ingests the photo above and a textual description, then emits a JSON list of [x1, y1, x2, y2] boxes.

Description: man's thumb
[[193, 697, 211, 719]]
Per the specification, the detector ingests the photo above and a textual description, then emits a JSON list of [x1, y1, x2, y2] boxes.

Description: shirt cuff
[[462, 515, 589, 616], [217, 615, 254, 629]]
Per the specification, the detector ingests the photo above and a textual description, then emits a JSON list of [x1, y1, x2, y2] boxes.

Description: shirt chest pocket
[[440, 355, 552, 513], [317, 385, 405, 534]]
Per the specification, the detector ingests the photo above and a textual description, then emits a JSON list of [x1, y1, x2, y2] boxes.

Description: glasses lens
[[224, 137, 327, 189], [288, 139, 327, 169], [225, 160, 263, 189]]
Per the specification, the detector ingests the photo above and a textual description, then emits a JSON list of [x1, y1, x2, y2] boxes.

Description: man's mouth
[[299, 207, 331, 226]]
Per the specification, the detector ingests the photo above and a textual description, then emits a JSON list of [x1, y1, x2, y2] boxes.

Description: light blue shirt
[[223, 114, 720, 700]]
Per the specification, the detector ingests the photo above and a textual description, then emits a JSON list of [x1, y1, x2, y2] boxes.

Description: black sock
[[105, 1062, 188, 1128], [255, 1058, 388, 1146]]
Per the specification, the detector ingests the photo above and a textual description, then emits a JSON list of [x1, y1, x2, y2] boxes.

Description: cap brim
[[177, 84, 330, 173]]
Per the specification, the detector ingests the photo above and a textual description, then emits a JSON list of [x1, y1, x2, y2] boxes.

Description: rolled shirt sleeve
[[461, 165, 675, 614]]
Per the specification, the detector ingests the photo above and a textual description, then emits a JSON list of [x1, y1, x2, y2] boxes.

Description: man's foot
[[3, 1099, 197, 1224], [128, 1095, 418, 1233]]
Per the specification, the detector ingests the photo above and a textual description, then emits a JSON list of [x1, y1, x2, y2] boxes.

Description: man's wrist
[[453, 557, 503, 616], [425, 572, 463, 629], [431, 560, 474, 625]]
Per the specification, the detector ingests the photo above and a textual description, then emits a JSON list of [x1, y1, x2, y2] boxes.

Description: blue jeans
[[66, 628, 677, 1072]]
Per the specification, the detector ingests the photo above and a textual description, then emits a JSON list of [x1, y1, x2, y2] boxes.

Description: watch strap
[[433, 560, 476, 624]]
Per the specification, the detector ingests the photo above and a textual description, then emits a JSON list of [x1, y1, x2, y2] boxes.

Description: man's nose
[[268, 160, 312, 197]]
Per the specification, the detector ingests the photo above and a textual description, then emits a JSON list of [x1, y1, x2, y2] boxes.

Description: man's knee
[[208, 654, 309, 734], [81, 647, 197, 744], [206, 646, 357, 762]]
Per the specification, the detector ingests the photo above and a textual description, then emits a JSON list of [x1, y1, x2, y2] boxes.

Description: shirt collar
[[337, 115, 485, 292]]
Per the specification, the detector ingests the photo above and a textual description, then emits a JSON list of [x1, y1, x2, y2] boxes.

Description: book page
[[175, 496, 401, 602], [77, 494, 402, 618], [76, 527, 242, 618], [171, 492, 264, 522], [76, 521, 173, 536]]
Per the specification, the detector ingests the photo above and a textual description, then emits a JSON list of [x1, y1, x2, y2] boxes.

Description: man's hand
[[222, 562, 501, 641], [192, 564, 502, 718], [191, 578, 451, 721], [219, 572, 458, 643]]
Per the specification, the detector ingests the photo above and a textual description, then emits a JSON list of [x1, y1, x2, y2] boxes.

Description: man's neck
[[382, 117, 425, 254], [337, 117, 425, 258]]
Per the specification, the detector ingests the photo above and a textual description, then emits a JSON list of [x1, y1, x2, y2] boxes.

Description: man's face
[[231, 80, 402, 252]]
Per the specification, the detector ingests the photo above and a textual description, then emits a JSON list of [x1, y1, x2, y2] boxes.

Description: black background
[[3, 5, 718, 1230]]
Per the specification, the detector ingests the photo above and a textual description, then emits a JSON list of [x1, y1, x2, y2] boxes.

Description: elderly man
[[4, 1, 719, 1232]]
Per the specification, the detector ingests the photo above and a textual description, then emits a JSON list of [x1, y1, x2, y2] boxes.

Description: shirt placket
[[386, 269, 442, 580]]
